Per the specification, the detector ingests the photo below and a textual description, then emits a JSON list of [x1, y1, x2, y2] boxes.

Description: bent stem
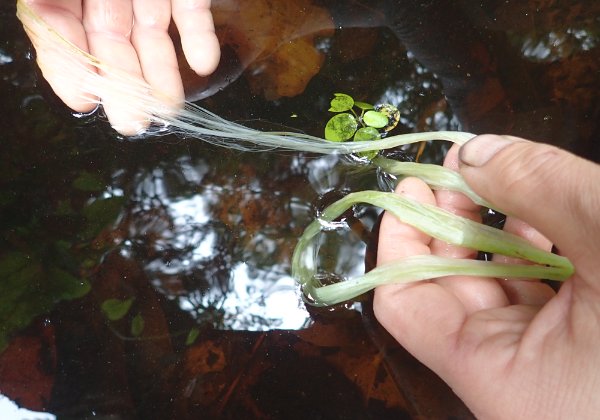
[[292, 191, 574, 306], [372, 156, 494, 208]]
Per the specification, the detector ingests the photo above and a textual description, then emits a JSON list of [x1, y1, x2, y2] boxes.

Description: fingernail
[[459, 135, 516, 167]]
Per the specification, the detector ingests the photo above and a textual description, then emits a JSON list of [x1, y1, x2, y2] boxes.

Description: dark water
[[1, 1, 599, 418]]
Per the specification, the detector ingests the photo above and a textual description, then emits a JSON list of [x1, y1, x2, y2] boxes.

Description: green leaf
[[48, 267, 91, 299], [0, 252, 91, 354], [82, 196, 125, 239], [354, 101, 374, 111], [325, 113, 358, 142], [131, 313, 145, 337], [0, 252, 30, 276], [353, 127, 380, 160], [353, 127, 381, 142], [328, 93, 354, 112], [101, 298, 134, 321], [186, 327, 201, 346], [363, 110, 388, 129], [72, 172, 106, 192], [375, 104, 400, 132]]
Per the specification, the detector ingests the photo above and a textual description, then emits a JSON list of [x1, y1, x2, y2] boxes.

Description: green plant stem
[[372, 156, 494, 208], [309, 255, 570, 305], [292, 191, 574, 305]]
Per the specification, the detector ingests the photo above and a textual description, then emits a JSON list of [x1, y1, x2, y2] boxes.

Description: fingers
[[132, 0, 184, 107], [172, 0, 220, 76], [493, 217, 556, 305], [377, 177, 435, 266], [431, 145, 481, 259], [83, 0, 149, 135], [374, 177, 469, 374], [459, 135, 600, 281], [432, 145, 509, 312], [24, 0, 98, 112], [26, 0, 220, 135]]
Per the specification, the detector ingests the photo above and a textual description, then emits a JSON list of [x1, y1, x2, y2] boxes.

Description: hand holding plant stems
[[375, 135, 600, 418], [293, 130, 572, 305]]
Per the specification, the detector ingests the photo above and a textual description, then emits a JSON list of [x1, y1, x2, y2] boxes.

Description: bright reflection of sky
[[222, 263, 310, 330], [520, 29, 597, 61], [145, 154, 369, 331], [0, 395, 55, 420], [159, 191, 313, 330]]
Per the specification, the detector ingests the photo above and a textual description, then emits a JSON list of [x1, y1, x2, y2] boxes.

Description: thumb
[[458, 134, 600, 276]]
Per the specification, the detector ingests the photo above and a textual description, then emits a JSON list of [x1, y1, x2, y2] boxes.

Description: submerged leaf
[[293, 190, 573, 306], [48, 267, 90, 299], [101, 298, 134, 321], [131, 313, 145, 337], [72, 172, 105, 192], [206, 0, 334, 100], [0, 252, 90, 353], [82, 196, 125, 239], [186, 327, 201, 346], [325, 113, 358, 142]]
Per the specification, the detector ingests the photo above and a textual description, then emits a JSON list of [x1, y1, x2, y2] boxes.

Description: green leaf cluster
[[324, 93, 400, 160], [0, 252, 91, 352], [1, 173, 124, 354], [101, 297, 145, 337], [100, 298, 201, 343]]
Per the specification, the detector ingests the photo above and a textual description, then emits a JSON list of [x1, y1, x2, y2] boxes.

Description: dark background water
[[1, 0, 599, 418]]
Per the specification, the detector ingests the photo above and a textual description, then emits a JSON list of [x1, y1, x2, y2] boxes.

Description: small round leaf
[[329, 93, 354, 112], [363, 110, 388, 128], [353, 127, 380, 142], [375, 103, 400, 131], [353, 127, 380, 160], [325, 113, 358, 142]]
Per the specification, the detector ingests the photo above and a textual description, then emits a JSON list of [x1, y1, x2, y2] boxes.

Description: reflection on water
[[0, 397, 55, 420]]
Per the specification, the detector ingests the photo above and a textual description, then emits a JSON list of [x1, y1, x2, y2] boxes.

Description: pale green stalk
[[309, 255, 571, 305], [373, 156, 494, 208], [292, 191, 574, 305]]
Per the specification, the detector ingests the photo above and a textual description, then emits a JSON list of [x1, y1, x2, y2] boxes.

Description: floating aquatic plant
[[324, 93, 401, 159]]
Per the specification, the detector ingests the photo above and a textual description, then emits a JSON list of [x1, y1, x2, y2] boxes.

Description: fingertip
[[172, 0, 221, 76], [184, 32, 221, 76], [394, 176, 437, 205], [377, 177, 436, 265], [443, 143, 461, 171], [102, 95, 151, 136], [458, 134, 524, 168]]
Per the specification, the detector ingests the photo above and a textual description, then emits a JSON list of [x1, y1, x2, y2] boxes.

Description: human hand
[[374, 135, 600, 418], [23, 0, 220, 135]]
